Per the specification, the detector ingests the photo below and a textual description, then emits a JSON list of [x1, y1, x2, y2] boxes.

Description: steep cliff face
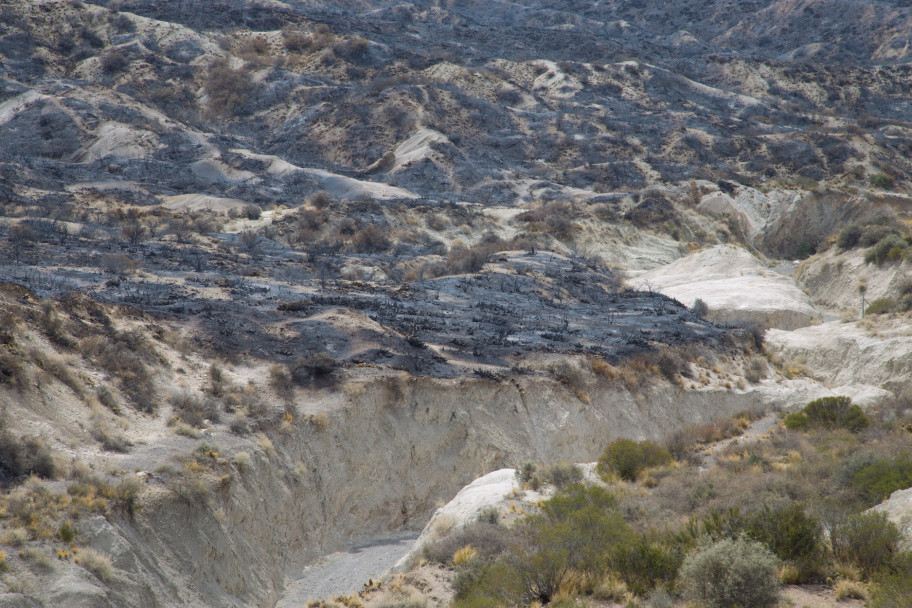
[[65, 370, 821, 608]]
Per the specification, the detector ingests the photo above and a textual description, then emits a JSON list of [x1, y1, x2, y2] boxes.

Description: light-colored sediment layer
[[636, 245, 820, 330]]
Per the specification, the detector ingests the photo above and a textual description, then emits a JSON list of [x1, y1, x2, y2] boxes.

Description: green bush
[[58, 522, 76, 543], [837, 223, 863, 250], [529, 485, 631, 585], [783, 412, 809, 430], [866, 298, 894, 316], [680, 537, 780, 608], [598, 438, 672, 481], [452, 485, 633, 606], [831, 512, 901, 578], [848, 455, 912, 506], [614, 536, 681, 596], [453, 560, 524, 608], [746, 504, 825, 582], [785, 396, 869, 433], [871, 556, 912, 608], [869, 173, 895, 190], [516, 462, 537, 485], [865, 235, 908, 266], [859, 225, 901, 247]]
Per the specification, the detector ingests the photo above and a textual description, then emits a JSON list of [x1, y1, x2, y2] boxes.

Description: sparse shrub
[[75, 547, 113, 583], [597, 439, 672, 482], [831, 512, 900, 577], [121, 220, 147, 246], [100, 253, 139, 275], [308, 412, 329, 431], [290, 352, 337, 386], [453, 545, 478, 566], [109, 13, 135, 34], [0, 424, 56, 480], [350, 225, 390, 253], [239, 36, 270, 57], [680, 537, 780, 608], [334, 35, 369, 60], [96, 385, 120, 413], [100, 50, 128, 73], [541, 462, 583, 489], [654, 350, 685, 382], [307, 191, 334, 209], [171, 394, 220, 428], [0, 350, 31, 390], [376, 589, 426, 608], [204, 59, 252, 116], [691, 298, 709, 318], [477, 506, 500, 525], [732, 319, 766, 351], [745, 356, 768, 383], [239, 230, 260, 253], [167, 464, 211, 504], [44, 355, 85, 399], [424, 522, 511, 565], [92, 426, 131, 453], [834, 579, 868, 600], [112, 476, 143, 516], [282, 27, 309, 51], [516, 462, 537, 485], [860, 225, 901, 248], [22, 547, 52, 571], [242, 204, 262, 220], [232, 451, 251, 470], [270, 364, 293, 397]]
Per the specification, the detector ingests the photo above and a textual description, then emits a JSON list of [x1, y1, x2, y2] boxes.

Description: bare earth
[[277, 534, 419, 607]]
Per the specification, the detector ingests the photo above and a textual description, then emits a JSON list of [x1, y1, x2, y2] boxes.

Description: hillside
[[1, 1, 911, 607]]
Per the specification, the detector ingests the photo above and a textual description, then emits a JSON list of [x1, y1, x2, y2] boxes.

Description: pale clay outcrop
[[635, 245, 821, 330]]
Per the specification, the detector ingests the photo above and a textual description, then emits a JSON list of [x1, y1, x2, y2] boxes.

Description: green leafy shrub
[[868, 173, 895, 190], [837, 223, 863, 250], [847, 455, 912, 506], [680, 537, 780, 608], [746, 504, 825, 582], [614, 536, 681, 596], [871, 556, 912, 608], [58, 521, 76, 543], [865, 235, 908, 266], [453, 560, 524, 608], [865, 298, 894, 316], [831, 512, 901, 578], [784, 396, 869, 432], [527, 485, 631, 587], [783, 412, 809, 430], [516, 462, 537, 485], [597, 438, 672, 481]]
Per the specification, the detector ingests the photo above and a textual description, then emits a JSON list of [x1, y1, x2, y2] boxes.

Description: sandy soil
[[277, 534, 419, 607]]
